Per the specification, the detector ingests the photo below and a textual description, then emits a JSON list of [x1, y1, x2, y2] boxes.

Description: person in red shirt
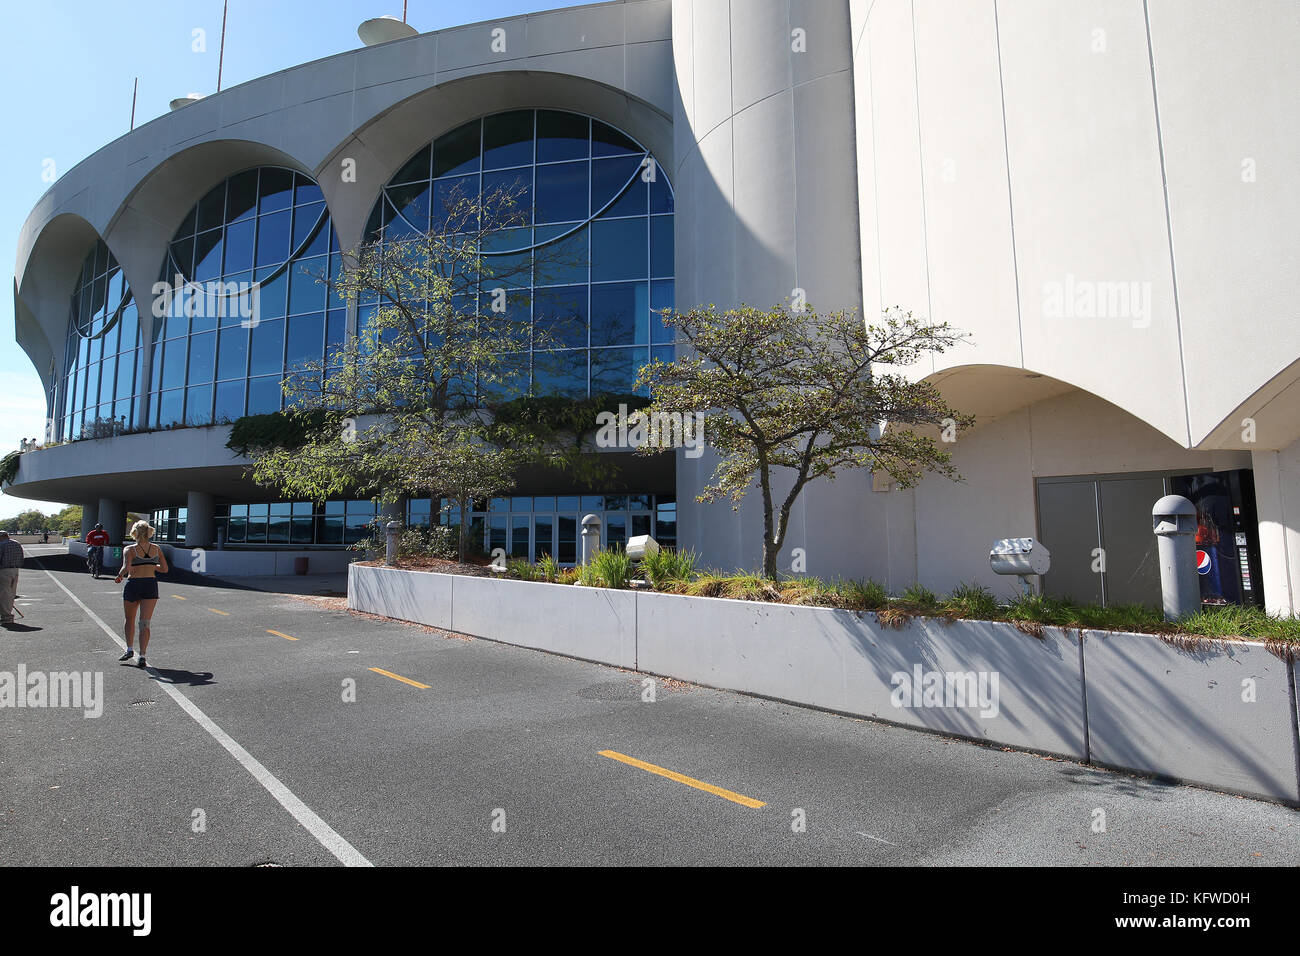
[[85, 524, 111, 579]]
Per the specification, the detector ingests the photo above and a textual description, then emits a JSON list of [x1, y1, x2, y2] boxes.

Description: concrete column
[[185, 491, 216, 549], [97, 498, 125, 543], [80, 500, 100, 538], [1252, 448, 1300, 616]]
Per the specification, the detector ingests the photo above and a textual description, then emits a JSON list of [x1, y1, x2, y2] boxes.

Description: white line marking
[[856, 831, 897, 847], [38, 562, 372, 867]]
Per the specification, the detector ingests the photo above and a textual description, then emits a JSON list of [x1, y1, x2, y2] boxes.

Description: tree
[[52, 505, 83, 537], [246, 180, 605, 562], [634, 304, 974, 579], [12, 509, 46, 534]]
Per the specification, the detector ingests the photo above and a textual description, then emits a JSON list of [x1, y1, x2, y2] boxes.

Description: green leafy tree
[[246, 181, 606, 562], [634, 304, 974, 580], [12, 509, 47, 534], [52, 505, 83, 537]]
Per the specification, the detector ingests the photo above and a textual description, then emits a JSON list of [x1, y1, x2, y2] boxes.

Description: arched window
[[364, 110, 675, 399], [151, 167, 343, 427], [61, 239, 141, 441]]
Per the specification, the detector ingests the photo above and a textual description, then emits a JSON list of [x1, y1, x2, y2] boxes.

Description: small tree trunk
[[759, 461, 778, 581], [457, 496, 470, 564]]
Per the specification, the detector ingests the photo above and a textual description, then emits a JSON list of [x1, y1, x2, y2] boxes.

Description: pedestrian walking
[[115, 520, 169, 669], [0, 530, 24, 627]]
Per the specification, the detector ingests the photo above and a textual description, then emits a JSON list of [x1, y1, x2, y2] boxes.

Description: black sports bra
[[131, 545, 160, 567]]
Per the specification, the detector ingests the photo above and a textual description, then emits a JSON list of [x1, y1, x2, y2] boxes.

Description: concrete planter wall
[[1081, 631, 1299, 803], [347, 564, 1300, 804], [635, 592, 1087, 759]]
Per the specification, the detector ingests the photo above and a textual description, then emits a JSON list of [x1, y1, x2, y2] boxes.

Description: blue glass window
[[433, 122, 481, 178], [151, 166, 338, 429], [534, 285, 588, 349], [368, 111, 673, 399], [483, 111, 534, 170], [591, 219, 648, 282], [536, 162, 588, 223], [249, 320, 284, 376], [537, 111, 589, 163], [591, 282, 648, 347], [592, 157, 646, 218]]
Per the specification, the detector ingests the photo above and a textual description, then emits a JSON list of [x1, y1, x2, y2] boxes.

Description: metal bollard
[[580, 514, 602, 566], [385, 520, 402, 567], [1152, 495, 1200, 621]]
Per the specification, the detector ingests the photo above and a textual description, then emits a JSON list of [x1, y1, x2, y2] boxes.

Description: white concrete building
[[8, 0, 1299, 612]]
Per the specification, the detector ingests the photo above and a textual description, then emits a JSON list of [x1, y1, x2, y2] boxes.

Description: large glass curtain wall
[[59, 240, 143, 441], [366, 109, 675, 399], [151, 167, 345, 428]]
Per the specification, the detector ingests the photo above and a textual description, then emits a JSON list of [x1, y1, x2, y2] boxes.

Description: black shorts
[[123, 578, 159, 603]]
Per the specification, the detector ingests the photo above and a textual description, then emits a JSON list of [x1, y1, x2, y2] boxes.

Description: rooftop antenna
[[129, 77, 138, 131], [217, 0, 229, 92]]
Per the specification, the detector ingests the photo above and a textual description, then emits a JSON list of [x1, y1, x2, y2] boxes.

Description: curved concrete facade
[[671, 0, 872, 575], [10, 0, 1300, 610], [852, 0, 1300, 612]]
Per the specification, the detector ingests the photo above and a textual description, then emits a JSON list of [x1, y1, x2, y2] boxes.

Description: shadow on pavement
[[2, 622, 43, 632], [148, 668, 217, 686]]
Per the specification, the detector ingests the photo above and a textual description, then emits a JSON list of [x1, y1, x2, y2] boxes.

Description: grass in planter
[[535, 554, 561, 583], [488, 552, 1300, 646], [674, 572, 783, 602], [779, 576, 841, 606], [1179, 604, 1300, 645], [899, 583, 940, 609], [640, 548, 699, 590], [1071, 602, 1170, 635], [577, 548, 635, 589], [837, 578, 890, 611], [505, 558, 542, 581], [939, 582, 1001, 621]]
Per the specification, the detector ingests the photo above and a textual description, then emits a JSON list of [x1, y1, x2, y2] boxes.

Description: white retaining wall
[[347, 565, 1300, 804]]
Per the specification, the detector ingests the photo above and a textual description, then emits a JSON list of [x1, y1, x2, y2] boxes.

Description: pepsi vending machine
[[1170, 469, 1264, 609]]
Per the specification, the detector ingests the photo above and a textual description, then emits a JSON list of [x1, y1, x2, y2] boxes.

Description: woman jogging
[[114, 520, 169, 669]]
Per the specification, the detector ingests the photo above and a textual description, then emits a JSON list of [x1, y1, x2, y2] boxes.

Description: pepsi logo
[[1196, 550, 1212, 574]]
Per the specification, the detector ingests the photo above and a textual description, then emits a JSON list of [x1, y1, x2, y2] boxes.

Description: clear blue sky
[[0, 0, 586, 519]]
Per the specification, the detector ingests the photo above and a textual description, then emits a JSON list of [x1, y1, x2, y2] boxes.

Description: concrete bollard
[[385, 520, 402, 567], [1152, 495, 1200, 622], [580, 514, 602, 566]]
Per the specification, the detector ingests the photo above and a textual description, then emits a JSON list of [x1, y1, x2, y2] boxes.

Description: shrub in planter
[[578, 549, 635, 589], [640, 548, 698, 589]]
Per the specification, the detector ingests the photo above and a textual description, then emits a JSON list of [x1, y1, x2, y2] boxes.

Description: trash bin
[[293, 557, 309, 576]]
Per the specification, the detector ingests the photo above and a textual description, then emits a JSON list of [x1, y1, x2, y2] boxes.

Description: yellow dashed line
[[599, 750, 766, 808], [207, 608, 229, 616], [267, 629, 299, 642], [172, 595, 187, 600], [368, 667, 430, 690]]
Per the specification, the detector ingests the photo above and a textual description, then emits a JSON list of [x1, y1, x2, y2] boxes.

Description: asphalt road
[[2, 545, 1297, 867]]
